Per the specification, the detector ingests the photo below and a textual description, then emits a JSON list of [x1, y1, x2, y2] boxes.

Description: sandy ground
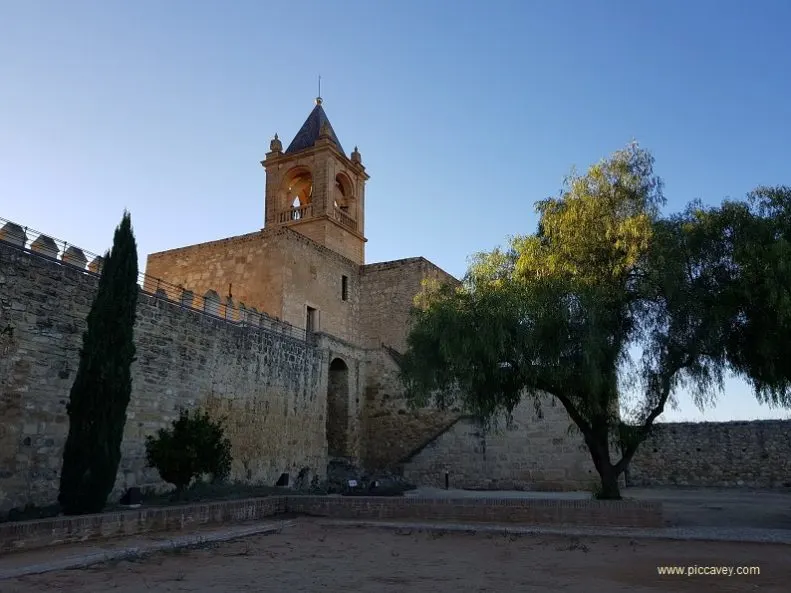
[[3, 521, 789, 593]]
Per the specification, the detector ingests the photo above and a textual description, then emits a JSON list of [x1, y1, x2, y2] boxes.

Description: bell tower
[[261, 97, 369, 264]]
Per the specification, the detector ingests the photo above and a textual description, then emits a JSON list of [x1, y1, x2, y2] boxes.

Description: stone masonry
[[628, 419, 791, 488], [402, 393, 598, 491], [145, 227, 363, 346], [358, 257, 462, 468], [0, 242, 325, 512]]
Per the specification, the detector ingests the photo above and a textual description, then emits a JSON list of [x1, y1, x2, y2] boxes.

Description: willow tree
[[59, 211, 139, 514], [401, 144, 791, 499]]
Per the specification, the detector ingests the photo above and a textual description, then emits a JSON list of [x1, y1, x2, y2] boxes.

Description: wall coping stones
[[0, 494, 662, 554]]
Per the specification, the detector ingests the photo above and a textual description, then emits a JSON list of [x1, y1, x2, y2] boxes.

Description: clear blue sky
[[2, 1, 790, 423]]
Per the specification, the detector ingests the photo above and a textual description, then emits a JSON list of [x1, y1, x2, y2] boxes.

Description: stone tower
[[262, 97, 369, 264]]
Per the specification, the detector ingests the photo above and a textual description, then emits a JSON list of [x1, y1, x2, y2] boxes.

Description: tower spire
[[316, 75, 322, 105]]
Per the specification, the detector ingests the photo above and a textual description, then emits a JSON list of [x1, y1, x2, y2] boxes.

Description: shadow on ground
[[626, 487, 791, 529], [406, 486, 791, 529]]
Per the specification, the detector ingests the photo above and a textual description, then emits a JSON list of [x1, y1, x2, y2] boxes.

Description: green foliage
[[58, 212, 139, 515], [145, 408, 232, 495], [401, 144, 791, 499]]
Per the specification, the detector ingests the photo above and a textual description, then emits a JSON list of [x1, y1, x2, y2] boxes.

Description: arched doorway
[[327, 357, 350, 457]]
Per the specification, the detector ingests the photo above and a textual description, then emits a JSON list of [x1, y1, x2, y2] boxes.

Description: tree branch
[[614, 353, 694, 473], [551, 390, 592, 435]]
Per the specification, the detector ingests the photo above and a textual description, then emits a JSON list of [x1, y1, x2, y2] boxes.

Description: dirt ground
[[626, 487, 791, 529], [408, 486, 791, 529], [4, 521, 789, 593]]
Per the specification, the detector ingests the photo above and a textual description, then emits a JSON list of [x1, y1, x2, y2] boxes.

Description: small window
[[306, 306, 318, 332], [341, 275, 348, 301]]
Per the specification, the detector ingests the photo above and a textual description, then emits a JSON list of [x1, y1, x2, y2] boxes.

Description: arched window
[[334, 173, 354, 214]]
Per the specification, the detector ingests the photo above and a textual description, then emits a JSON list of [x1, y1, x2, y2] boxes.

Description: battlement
[[0, 216, 306, 341]]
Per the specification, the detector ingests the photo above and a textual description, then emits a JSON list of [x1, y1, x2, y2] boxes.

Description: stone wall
[[146, 227, 361, 344], [628, 420, 791, 488], [0, 495, 663, 554], [277, 230, 361, 344], [314, 332, 367, 461], [402, 393, 597, 491], [359, 257, 458, 351], [0, 242, 326, 512], [362, 348, 459, 469], [358, 258, 462, 469]]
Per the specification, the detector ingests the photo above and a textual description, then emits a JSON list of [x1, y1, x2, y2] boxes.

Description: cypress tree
[[58, 211, 139, 515]]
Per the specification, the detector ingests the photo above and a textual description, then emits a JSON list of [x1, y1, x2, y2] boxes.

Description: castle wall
[[401, 393, 597, 491], [0, 242, 326, 513], [359, 257, 458, 351], [276, 229, 361, 344], [145, 230, 284, 321], [313, 333, 368, 460], [627, 420, 791, 488], [361, 347, 459, 469], [358, 259, 462, 469], [324, 219, 364, 265], [146, 227, 361, 344]]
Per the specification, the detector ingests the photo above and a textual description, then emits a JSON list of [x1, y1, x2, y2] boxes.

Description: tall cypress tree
[[58, 211, 139, 515]]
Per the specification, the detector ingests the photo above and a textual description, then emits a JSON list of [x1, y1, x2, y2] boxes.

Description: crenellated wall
[[0, 241, 329, 512]]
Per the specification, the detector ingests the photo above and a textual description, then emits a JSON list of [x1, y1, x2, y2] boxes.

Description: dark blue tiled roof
[[285, 101, 345, 156]]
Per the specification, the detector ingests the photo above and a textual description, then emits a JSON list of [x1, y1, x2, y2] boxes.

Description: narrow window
[[306, 306, 318, 332], [341, 275, 348, 301]]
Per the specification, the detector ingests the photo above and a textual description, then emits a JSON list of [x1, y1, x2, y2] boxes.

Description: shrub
[[145, 409, 232, 496]]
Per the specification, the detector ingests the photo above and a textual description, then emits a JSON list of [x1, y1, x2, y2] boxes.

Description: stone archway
[[327, 357, 350, 457]]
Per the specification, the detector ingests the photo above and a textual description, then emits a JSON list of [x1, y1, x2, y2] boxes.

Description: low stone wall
[[287, 496, 661, 528], [628, 420, 791, 488], [0, 497, 286, 554], [0, 495, 662, 553]]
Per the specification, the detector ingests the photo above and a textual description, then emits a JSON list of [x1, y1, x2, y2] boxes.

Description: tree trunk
[[597, 463, 621, 499], [585, 431, 622, 500]]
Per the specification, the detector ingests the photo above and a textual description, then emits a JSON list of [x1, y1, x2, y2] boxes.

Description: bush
[[145, 409, 232, 496]]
